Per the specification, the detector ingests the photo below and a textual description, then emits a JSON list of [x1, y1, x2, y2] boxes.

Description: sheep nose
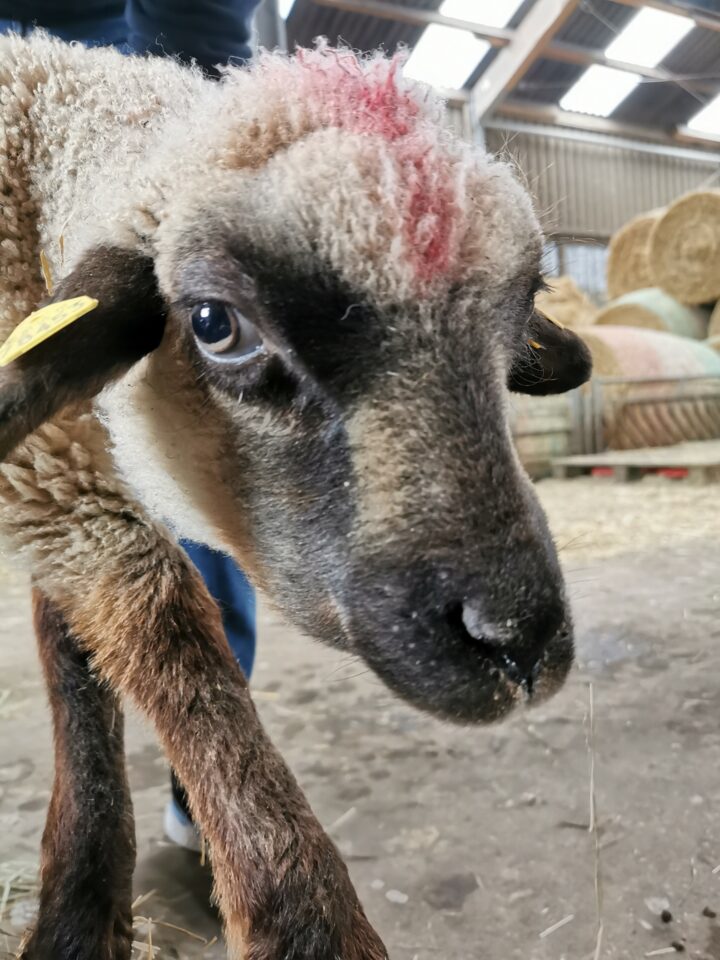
[[459, 599, 565, 693], [461, 602, 506, 645]]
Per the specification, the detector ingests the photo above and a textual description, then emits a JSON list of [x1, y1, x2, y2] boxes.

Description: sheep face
[[6, 48, 590, 725], [127, 121, 589, 725]]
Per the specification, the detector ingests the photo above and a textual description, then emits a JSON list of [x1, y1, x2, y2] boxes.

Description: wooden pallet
[[551, 439, 720, 482]]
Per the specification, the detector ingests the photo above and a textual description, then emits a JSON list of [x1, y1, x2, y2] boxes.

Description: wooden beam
[[676, 124, 720, 148], [469, 0, 582, 123], [308, 0, 513, 45], [470, 0, 581, 123]]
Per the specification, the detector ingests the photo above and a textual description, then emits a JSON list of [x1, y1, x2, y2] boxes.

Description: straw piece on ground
[[595, 288, 709, 340], [535, 275, 597, 329], [650, 191, 720, 304], [607, 210, 663, 299], [0, 861, 38, 923]]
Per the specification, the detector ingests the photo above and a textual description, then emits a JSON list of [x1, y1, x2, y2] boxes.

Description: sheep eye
[[191, 301, 265, 363]]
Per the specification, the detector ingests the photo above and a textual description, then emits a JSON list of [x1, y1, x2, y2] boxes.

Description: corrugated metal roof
[[613, 79, 706, 128], [286, 0, 440, 54], [661, 21, 720, 75], [516, 58, 584, 103], [554, 0, 634, 46], [513, 6, 720, 127], [284, 0, 720, 131]]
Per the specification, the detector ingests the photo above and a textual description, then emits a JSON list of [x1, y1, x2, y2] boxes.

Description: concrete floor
[[1, 478, 720, 960]]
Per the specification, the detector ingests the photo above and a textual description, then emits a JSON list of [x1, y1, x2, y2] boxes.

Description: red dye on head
[[268, 48, 461, 286]]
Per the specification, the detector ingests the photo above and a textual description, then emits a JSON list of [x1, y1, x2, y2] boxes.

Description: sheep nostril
[[461, 601, 506, 645], [447, 599, 564, 694]]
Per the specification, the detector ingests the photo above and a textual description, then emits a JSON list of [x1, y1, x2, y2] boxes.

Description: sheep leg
[[19, 589, 135, 960], [71, 553, 388, 960]]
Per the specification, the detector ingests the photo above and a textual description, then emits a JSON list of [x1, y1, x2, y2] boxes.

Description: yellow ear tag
[[0, 296, 99, 367]]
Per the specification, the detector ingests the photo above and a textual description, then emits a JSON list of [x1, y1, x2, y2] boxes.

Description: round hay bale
[[709, 300, 720, 338], [535, 275, 596, 329], [581, 325, 720, 378], [649, 191, 720, 305], [607, 210, 662, 299], [595, 288, 709, 340], [579, 329, 623, 377], [579, 326, 720, 449]]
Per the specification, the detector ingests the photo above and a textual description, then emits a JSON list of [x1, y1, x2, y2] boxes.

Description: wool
[[0, 34, 538, 332], [0, 33, 558, 960]]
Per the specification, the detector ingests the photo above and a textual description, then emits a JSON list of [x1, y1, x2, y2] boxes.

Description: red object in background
[[591, 467, 615, 477], [658, 468, 688, 479]]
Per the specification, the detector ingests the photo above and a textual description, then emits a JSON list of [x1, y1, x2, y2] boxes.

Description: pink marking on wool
[[271, 49, 461, 285]]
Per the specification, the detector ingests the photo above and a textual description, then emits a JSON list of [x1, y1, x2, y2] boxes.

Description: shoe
[[163, 797, 203, 853]]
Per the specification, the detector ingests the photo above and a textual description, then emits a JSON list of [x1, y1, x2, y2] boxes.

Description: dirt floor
[[1, 476, 720, 960]]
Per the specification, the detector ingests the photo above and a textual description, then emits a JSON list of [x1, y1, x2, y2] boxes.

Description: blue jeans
[[1, 5, 259, 678], [181, 542, 256, 678]]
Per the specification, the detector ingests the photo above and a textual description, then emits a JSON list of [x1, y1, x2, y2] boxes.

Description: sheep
[[0, 32, 592, 960]]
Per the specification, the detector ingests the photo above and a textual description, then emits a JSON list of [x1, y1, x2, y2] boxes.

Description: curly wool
[[0, 32, 541, 566], [1, 33, 537, 316]]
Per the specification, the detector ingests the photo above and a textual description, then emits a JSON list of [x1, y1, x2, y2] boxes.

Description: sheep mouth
[[349, 605, 574, 726]]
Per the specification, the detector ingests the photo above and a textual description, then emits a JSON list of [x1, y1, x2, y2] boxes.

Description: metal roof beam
[[495, 99, 720, 153], [308, 0, 513, 45], [470, 0, 581, 123]]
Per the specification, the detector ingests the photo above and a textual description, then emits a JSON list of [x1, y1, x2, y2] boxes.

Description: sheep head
[[2, 46, 591, 724]]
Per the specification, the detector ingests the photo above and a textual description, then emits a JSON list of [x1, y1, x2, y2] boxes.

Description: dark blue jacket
[[0, 1, 261, 69]]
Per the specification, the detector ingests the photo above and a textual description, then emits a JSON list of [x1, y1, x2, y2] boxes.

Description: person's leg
[[181, 542, 256, 678], [125, 0, 262, 74]]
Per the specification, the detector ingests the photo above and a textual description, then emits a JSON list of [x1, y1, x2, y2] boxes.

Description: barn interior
[[1, 2, 720, 958]]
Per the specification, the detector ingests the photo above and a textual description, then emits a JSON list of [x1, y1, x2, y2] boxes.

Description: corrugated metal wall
[[483, 126, 720, 240]]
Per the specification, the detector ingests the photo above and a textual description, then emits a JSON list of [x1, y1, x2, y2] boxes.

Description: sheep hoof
[[17, 905, 133, 960]]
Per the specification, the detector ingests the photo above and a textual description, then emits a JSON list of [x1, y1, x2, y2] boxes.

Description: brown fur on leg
[[71, 553, 387, 960], [20, 590, 136, 960]]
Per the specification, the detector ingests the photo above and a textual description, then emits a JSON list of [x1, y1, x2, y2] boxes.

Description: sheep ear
[[0, 246, 166, 461], [508, 311, 592, 396]]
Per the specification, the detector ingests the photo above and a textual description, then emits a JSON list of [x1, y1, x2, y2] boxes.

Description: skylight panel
[[403, 0, 524, 90], [440, 0, 525, 28], [559, 65, 641, 118], [605, 8, 694, 68], [403, 24, 490, 90], [687, 94, 720, 136]]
